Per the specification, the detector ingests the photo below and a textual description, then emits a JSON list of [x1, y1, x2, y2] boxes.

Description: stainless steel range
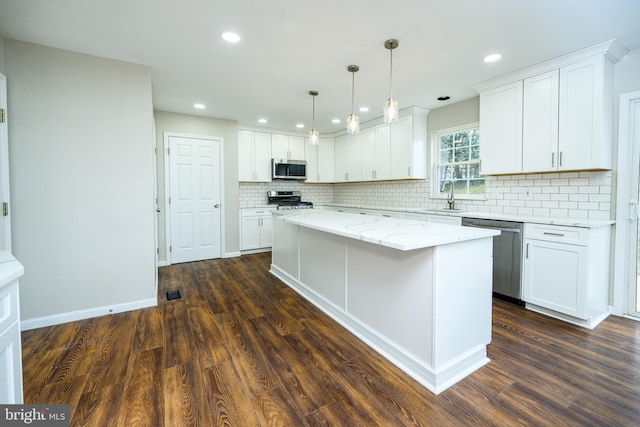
[[267, 190, 314, 210]]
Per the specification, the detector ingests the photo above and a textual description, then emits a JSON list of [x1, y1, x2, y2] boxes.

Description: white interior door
[[168, 135, 222, 263]]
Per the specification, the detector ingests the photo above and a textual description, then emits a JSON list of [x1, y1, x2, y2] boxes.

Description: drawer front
[[0, 281, 19, 334], [241, 207, 276, 217], [525, 223, 587, 245]]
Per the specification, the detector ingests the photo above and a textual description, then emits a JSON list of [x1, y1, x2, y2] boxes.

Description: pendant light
[[383, 39, 399, 123], [308, 90, 319, 145], [346, 65, 360, 134]]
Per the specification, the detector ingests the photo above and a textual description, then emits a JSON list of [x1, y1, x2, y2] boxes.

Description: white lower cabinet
[[240, 208, 275, 252], [522, 223, 611, 328]]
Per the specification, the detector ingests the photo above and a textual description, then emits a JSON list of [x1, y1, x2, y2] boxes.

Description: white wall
[[5, 40, 157, 327], [153, 111, 240, 261], [0, 36, 5, 74]]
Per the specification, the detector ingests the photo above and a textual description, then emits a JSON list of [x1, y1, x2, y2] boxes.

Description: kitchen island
[[270, 210, 499, 394]]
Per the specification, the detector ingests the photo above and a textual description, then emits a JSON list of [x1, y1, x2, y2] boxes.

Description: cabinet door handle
[[551, 152, 555, 167], [526, 243, 529, 258], [543, 232, 565, 237], [559, 151, 564, 167]]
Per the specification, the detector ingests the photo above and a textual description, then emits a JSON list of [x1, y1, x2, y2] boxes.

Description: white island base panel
[[271, 219, 493, 395]]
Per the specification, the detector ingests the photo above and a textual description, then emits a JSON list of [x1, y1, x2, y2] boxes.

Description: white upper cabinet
[[522, 70, 559, 173], [361, 127, 377, 180], [375, 124, 392, 180], [558, 56, 612, 171], [390, 112, 427, 179], [305, 137, 334, 183], [478, 81, 523, 175], [272, 134, 305, 160], [238, 130, 271, 182], [338, 107, 428, 182], [475, 39, 627, 175], [239, 107, 428, 184], [334, 133, 362, 182]]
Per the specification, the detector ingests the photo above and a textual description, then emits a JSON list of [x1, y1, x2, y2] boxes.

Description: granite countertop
[[276, 210, 499, 251]]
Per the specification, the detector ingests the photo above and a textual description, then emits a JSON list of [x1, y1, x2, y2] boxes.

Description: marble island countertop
[[276, 210, 499, 251]]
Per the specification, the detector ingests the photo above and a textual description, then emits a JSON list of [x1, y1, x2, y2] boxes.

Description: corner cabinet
[[475, 39, 628, 175], [0, 255, 24, 404], [238, 130, 272, 182], [240, 208, 275, 253], [522, 223, 611, 329]]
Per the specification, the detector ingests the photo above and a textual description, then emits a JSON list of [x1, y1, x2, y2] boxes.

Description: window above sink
[[431, 123, 485, 201]]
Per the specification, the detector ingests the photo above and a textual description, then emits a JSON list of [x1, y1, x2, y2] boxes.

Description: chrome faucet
[[440, 179, 455, 210]]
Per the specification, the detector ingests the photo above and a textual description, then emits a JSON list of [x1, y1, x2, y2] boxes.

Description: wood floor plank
[[252, 386, 309, 427], [117, 348, 164, 427], [248, 315, 335, 416], [214, 310, 281, 396], [132, 306, 164, 352], [20, 253, 640, 427], [201, 361, 262, 426], [82, 311, 138, 394], [187, 303, 230, 368], [73, 382, 126, 427], [164, 361, 211, 426], [162, 300, 194, 369]]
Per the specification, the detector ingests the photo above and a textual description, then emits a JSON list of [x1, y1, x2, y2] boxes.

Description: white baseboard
[[20, 298, 157, 331], [224, 251, 241, 258], [158, 260, 169, 267]]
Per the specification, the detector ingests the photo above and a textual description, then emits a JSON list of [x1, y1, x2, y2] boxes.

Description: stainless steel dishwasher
[[462, 217, 524, 305]]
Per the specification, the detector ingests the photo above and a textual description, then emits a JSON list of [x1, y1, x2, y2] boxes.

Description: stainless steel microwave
[[272, 159, 307, 180]]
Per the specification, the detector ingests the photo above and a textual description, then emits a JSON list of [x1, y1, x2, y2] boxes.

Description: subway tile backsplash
[[239, 170, 612, 219]]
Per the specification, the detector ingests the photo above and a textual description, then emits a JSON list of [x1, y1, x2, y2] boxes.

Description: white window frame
[[431, 123, 485, 201]]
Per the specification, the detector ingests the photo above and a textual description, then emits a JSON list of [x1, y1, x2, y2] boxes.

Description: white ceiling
[[0, 0, 639, 134]]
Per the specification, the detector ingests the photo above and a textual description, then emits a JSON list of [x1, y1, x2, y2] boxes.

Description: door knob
[[214, 204, 220, 208]]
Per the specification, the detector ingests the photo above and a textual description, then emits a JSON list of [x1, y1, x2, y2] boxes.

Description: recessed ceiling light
[[258, 118, 267, 124], [359, 106, 369, 112], [296, 123, 305, 129], [221, 31, 241, 43], [332, 118, 341, 124], [194, 103, 206, 109], [483, 53, 502, 63]]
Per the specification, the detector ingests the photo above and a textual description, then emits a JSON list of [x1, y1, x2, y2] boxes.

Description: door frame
[[613, 90, 640, 318], [163, 132, 225, 265]]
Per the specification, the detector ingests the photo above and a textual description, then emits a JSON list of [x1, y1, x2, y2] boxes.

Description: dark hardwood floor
[[21, 253, 640, 426]]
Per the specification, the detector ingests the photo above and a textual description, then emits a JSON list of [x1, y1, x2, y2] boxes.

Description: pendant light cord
[[389, 47, 393, 100], [351, 71, 355, 114], [312, 95, 315, 129]]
